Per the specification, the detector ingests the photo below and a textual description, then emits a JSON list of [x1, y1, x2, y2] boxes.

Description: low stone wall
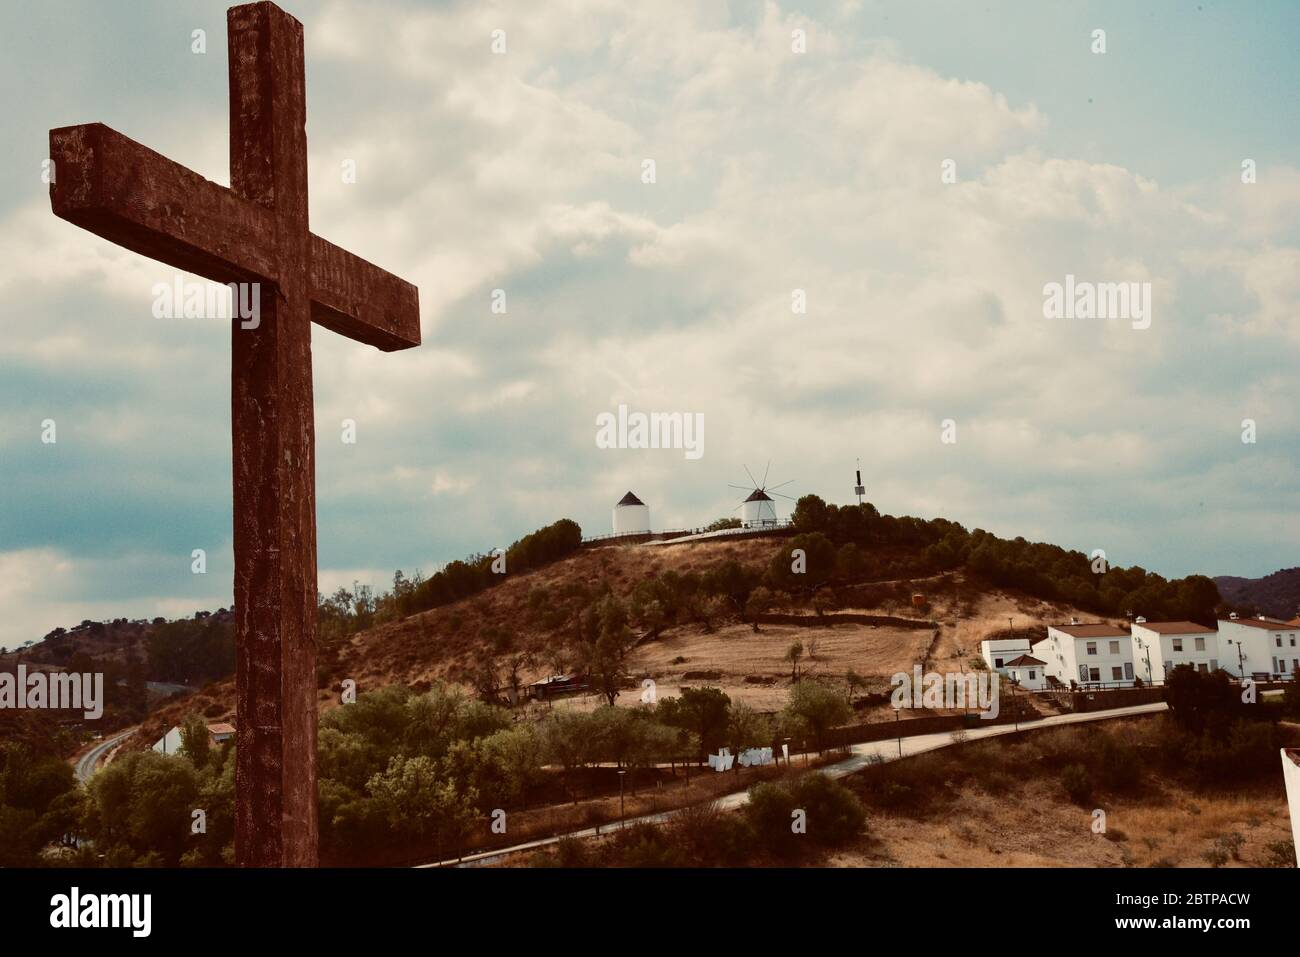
[[757, 612, 935, 630], [1067, 685, 1166, 713]]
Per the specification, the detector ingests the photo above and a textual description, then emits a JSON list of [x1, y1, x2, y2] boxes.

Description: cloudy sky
[[2, 0, 1298, 647]]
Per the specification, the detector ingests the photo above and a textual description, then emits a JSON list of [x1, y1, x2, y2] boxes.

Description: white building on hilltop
[[612, 491, 650, 536], [740, 489, 777, 527], [1033, 620, 1136, 688], [1217, 614, 1300, 679], [1130, 619, 1218, 684]]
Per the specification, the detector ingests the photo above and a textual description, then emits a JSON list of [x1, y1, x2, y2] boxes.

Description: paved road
[[75, 728, 135, 783], [416, 701, 1168, 868]]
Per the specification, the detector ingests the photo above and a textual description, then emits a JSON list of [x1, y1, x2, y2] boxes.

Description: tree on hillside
[[367, 754, 478, 858], [726, 702, 771, 765], [503, 650, 534, 706], [85, 750, 199, 866], [576, 595, 636, 706], [630, 578, 673, 640], [767, 532, 836, 590], [784, 680, 851, 752], [1165, 665, 1240, 734], [745, 586, 774, 632], [785, 641, 804, 681], [706, 560, 760, 618], [704, 517, 743, 532], [180, 715, 211, 769], [658, 687, 731, 760], [540, 710, 596, 803], [845, 668, 867, 704], [469, 660, 502, 705], [791, 494, 829, 533]]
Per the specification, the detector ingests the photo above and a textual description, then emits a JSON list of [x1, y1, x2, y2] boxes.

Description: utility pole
[[1229, 639, 1246, 679], [618, 769, 626, 828]]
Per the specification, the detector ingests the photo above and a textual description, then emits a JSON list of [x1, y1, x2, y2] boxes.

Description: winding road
[[75, 728, 135, 783], [416, 701, 1168, 868]]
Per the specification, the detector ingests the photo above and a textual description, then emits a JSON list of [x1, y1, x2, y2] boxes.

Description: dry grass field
[[129, 532, 1120, 749], [837, 717, 1298, 868]]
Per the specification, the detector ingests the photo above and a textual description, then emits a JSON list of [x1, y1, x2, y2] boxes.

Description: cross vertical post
[[228, 1, 317, 868]]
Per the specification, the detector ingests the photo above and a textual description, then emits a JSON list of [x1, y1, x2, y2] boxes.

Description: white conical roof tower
[[612, 491, 650, 535]]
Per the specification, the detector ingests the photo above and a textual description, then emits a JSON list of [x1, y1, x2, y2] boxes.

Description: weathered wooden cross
[[48, 1, 420, 866]]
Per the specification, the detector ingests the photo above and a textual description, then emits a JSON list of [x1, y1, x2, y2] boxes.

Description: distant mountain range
[[1214, 567, 1300, 620]]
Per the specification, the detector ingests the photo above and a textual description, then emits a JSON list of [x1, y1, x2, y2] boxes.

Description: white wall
[[741, 498, 777, 527], [1218, 620, 1300, 677], [980, 638, 1031, 672], [1036, 628, 1136, 687], [1131, 625, 1219, 684], [612, 502, 650, 535], [152, 726, 182, 754], [1033, 630, 1077, 686], [1007, 664, 1047, 691]]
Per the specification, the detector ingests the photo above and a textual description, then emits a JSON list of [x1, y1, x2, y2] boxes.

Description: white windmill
[[730, 462, 795, 528], [612, 491, 650, 535]]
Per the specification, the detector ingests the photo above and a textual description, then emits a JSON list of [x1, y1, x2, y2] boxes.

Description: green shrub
[[1095, 735, 1142, 792], [744, 773, 865, 858], [1061, 763, 1092, 804]]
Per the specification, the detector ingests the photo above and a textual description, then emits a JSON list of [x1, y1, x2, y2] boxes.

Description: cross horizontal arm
[[309, 235, 420, 351], [50, 123, 277, 285], [49, 122, 421, 351]]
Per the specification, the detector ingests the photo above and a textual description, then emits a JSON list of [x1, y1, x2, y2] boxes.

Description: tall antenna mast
[[854, 457, 865, 505]]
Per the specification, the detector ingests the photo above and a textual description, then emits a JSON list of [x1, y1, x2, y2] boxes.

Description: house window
[[1108, 640, 1120, 654], [1276, 636, 1283, 647], [1291, 636, 1296, 647], [1172, 638, 1183, 652], [1089, 667, 1101, 682], [1210, 659, 1218, 672], [1111, 666, 1123, 681], [1028, 670, 1036, 680], [1197, 663, 1208, 673], [1124, 662, 1134, 680], [994, 658, 1004, 668], [1086, 641, 1097, 656], [1195, 637, 1206, 651]]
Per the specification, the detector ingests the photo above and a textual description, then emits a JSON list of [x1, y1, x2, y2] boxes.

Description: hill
[[19, 495, 1231, 754], [1214, 567, 1300, 620], [132, 532, 1174, 749]]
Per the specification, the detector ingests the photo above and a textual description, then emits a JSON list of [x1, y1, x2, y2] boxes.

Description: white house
[[151, 725, 183, 754], [612, 491, 650, 536], [1033, 620, 1137, 688], [1130, 619, 1218, 684], [740, 489, 777, 527], [979, 637, 1033, 673], [1217, 614, 1300, 679], [151, 722, 236, 754], [1004, 654, 1048, 691]]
